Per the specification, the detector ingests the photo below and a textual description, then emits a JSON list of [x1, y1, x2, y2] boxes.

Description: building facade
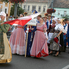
[[52, 8, 69, 18], [51, 0, 69, 18], [19, 0, 52, 16], [0, 2, 11, 16]]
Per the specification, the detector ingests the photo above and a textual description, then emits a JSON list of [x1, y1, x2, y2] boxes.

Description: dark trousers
[[67, 37, 69, 47], [63, 34, 67, 47], [60, 33, 65, 52], [63, 34, 67, 52]]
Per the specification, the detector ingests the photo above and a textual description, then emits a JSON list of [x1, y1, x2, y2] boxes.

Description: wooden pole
[[8, 2, 11, 17], [25, 25, 29, 57]]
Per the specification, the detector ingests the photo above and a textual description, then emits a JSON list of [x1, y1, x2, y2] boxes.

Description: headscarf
[[0, 11, 6, 21]]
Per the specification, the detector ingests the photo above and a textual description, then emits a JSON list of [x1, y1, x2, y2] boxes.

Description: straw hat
[[48, 14, 51, 17], [43, 14, 48, 18]]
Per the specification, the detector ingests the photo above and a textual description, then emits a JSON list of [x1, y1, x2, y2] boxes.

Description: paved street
[[0, 48, 69, 69]]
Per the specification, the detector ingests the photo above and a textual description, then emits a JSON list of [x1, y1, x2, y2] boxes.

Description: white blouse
[[55, 24, 64, 31]]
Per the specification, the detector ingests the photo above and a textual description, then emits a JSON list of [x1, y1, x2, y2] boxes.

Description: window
[[64, 11, 67, 16], [38, 6, 41, 12], [19, 4, 21, 7], [28, 5, 30, 11], [43, 6, 46, 12], [58, 11, 60, 15], [5, 8, 7, 13], [32, 6, 36, 11], [24, 5, 26, 10]]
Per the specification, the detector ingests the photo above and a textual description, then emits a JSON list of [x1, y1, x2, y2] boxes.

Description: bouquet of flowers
[[47, 8, 56, 14], [54, 37, 61, 47]]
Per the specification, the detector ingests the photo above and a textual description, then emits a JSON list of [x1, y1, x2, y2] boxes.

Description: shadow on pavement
[[0, 63, 13, 67]]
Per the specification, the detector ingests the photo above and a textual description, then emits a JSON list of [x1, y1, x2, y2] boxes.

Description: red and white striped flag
[[4, 12, 41, 26]]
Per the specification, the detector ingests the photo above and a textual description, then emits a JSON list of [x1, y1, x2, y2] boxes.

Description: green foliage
[[62, 15, 69, 19], [10, 4, 24, 16], [9, 0, 24, 3], [1, 0, 9, 2], [10, 4, 15, 16]]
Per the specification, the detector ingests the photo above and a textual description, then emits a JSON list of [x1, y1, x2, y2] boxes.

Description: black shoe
[[49, 53, 53, 55], [53, 54, 59, 57], [26, 55, 31, 57]]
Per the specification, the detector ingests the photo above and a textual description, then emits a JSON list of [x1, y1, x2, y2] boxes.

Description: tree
[[9, 0, 25, 3], [10, 4, 24, 16], [1, 0, 25, 17], [1, 0, 25, 3], [1, 0, 9, 2], [9, 0, 25, 17]]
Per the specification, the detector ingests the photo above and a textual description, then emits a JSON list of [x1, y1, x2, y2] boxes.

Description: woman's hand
[[44, 28, 47, 32], [31, 28, 34, 30], [56, 31, 62, 37]]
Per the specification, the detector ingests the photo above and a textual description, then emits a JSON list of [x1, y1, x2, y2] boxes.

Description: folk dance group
[[0, 11, 69, 63], [9, 14, 68, 58]]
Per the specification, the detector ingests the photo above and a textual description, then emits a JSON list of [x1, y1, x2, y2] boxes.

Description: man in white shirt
[[63, 19, 68, 52]]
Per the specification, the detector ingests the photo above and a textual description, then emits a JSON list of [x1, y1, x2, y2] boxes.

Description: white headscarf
[[52, 18, 57, 23], [0, 11, 6, 21], [52, 18, 61, 25]]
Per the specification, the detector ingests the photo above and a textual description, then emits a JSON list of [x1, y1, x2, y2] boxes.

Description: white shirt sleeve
[[55, 24, 64, 31], [55, 25, 58, 30], [59, 25, 64, 31], [44, 32, 48, 39]]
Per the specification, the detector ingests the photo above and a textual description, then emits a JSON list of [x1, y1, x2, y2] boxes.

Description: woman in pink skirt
[[30, 18, 49, 58], [9, 25, 25, 55]]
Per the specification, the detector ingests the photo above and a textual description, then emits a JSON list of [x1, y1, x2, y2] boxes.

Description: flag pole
[[25, 25, 29, 57]]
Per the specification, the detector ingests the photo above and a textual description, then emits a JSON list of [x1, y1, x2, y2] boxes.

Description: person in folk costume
[[46, 14, 52, 33], [47, 18, 57, 43], [25, 25, 36, 56], [62, 19, 68, 52], [30, 18, 49, 58], [49, 19, 64, 56], [58, 19, 65, 53], [37, 15, 42, 23], [65, 19, 69, 53], [26, 10, 37, 56], [32, 10, 41, 23], [44, 16, 48, 24], [9, 15, 25, 55], [10, 14, 24, 35], [0, 11, 12, 63], [47, 19, 56, 52]]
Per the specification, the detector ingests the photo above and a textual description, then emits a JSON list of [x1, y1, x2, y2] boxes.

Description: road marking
[[62, 65, 69, 69]]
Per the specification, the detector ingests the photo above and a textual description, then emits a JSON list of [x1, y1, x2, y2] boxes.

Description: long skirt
[[50, 33, 60, 51], [60, 33, 64, 52], [9, 28, 25, 55], [0, 33, 12, 63], [47, 33, 53, 43], [30, 31, 49, 58], [27, 32, 32, 56]]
